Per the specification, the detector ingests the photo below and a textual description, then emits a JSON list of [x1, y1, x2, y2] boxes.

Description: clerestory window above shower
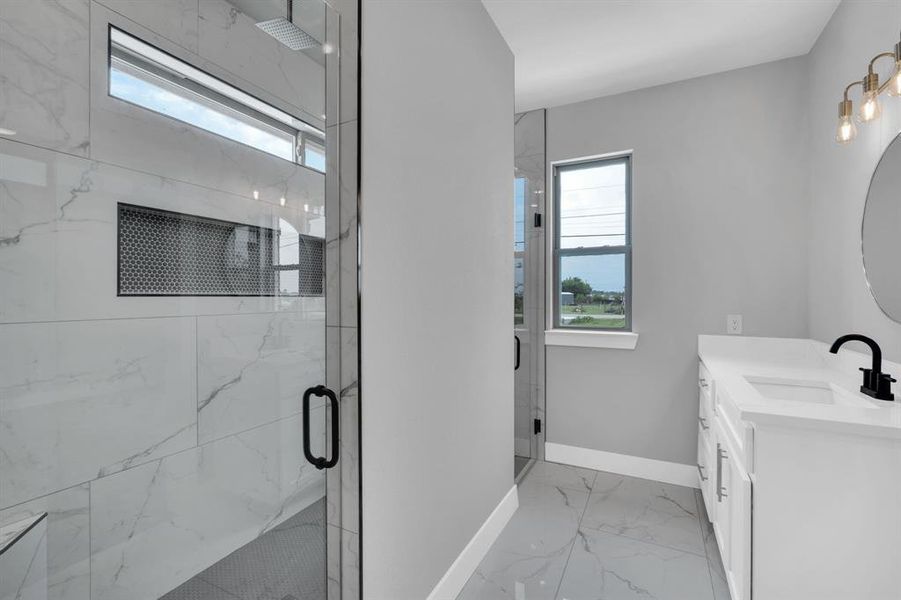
[[108, 26, 326, 171]]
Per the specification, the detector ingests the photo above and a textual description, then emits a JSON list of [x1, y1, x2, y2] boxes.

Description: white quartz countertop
[[698, 335, 901, 439]]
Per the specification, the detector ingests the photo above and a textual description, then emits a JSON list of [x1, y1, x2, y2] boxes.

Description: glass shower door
[[513, 109, 547, 479], [514, 176, 534, 478], [0, 1, 340, 598]]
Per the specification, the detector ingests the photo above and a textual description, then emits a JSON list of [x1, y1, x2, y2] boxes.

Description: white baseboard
[[545, 442, 699, 489], [426, 485, 519, 600]]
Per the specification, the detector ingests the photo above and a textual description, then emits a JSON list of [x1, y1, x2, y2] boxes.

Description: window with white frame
[[553, 155, 631, 330], [108, 26, 325, 171]]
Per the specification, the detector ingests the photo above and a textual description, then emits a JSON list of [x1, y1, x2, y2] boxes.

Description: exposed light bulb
[[858, 90, 883, 123], [835, 115, 857, 144], [888, 63, 901, 97]]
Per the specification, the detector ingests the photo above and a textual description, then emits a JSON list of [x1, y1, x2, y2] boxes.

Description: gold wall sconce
[[836, 30, 901, 144]]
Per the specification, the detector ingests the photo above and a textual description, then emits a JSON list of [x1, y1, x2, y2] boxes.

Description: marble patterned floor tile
[[490, 483, 589, 560], [696, 492, 731, 600], [520, 461, 597, 494], [555, 529, 715, 600], [580, 472, 705, 556], [456, 548, 568, 600]]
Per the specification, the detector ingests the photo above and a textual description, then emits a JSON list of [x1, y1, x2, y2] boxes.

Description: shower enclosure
[[0, 1, 360, 599], [513, 109, 547, 479]]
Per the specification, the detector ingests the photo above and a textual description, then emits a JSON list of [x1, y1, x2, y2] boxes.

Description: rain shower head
[[256, 1, 320, 51]]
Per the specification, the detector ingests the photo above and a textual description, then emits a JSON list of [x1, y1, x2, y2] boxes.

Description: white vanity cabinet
[[696, 363, 716, 518], [698, 362, 751, 600], [712, 411, 751, 600], [697, 339, 901, 600]]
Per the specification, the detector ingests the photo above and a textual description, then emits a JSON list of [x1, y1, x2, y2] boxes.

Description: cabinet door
[[697, 429, 715, 520], [716, 424, 752, 600], [713, 436, 731, 569]]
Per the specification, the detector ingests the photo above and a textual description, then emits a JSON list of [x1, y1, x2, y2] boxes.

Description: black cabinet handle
[[303, 385, 340, 470], [514, 335, 521, 371]]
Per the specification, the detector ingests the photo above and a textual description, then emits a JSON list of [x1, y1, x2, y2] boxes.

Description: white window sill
[[544, 329, 639, 350]]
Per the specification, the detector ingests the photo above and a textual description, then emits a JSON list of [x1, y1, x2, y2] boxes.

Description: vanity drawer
[[698, 390, 713, 440], [715, 387, 754, 474], [697, 429, 715, 519], [699, 362, 714, 398], [698, 362, 714, 418]]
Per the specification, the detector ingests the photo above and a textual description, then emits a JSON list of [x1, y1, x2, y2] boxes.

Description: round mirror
[[862, 132, 901, 322]]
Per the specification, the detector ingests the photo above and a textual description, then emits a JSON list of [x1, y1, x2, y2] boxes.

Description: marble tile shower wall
[[325, 0, 361, 596], [0, 1, 357, 599]]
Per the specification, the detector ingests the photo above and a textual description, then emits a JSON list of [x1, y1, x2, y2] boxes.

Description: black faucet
[[829, 334, 895, 401]]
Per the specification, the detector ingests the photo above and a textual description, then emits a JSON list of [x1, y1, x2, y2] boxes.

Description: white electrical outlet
[[727, 314, 743, 335]]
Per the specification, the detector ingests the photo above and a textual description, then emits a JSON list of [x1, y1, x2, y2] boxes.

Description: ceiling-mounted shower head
[[257, 0, 320, 51]]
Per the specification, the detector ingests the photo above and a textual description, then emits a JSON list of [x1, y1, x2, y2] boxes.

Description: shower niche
[[117, 204, 324, 297]]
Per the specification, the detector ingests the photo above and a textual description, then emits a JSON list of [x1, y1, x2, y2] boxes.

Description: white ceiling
[[482, 0, 840, 112]]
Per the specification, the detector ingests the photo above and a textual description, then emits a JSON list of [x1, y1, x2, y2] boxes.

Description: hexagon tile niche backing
[[117, 203, 324, 297]]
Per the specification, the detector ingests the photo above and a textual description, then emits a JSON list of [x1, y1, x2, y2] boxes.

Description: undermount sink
[[745, 376, 877, 409]]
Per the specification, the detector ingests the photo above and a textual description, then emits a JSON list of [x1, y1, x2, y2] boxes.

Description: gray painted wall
[[545, 58, 810, 465], [359, 1, 514, 598], [807, 0, 901, 359]]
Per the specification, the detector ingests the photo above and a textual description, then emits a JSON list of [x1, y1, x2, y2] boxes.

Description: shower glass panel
[[513, 109, 547, 479], [0, 1, 340, 599]]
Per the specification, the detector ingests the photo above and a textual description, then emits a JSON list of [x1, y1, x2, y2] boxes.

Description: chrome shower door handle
[[303, 385, 340, 470]]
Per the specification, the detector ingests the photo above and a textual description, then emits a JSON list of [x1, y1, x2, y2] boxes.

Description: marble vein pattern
[[514, 110, 546, 161], [339, 527, 360, 600], [338, 4, 358, 125], [458, 462, 728, 600], [580, 472, 706, 556], [324, 124, 341, 327], [0, 138, 322, 323], [0, 515, 48, 600], [90, 411, 326, 600], [0, 317, 197, 508], [337, 121, 360, 328], [326, 326, 359, 533], [189, 499, 326, 600], [0, 0, 90, 156], [457, 464, 590, 600], [0, 485, 90, 600], [197, 0, 325, 126], [697, 490, 730, 600], [556, 529, 715, 600], [88, 4, 327, 210], [197, 311, 325, 443], [94, 0, 200, 53]]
